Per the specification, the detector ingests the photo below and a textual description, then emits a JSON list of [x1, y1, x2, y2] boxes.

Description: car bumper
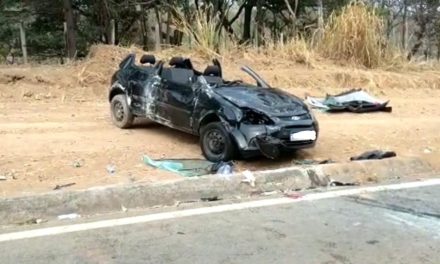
[[231, 123, 318, 159]]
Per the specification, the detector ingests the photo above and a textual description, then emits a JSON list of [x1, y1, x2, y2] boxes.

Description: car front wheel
[[200, 122, 236, 162], [110, 94, 134, 129]]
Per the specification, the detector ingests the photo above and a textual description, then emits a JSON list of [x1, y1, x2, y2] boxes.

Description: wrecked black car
[[109, 54, 319, 162]]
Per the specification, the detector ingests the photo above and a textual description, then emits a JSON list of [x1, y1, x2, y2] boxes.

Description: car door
[[155, 68, 196, 133], [126, 66, 152, 115]]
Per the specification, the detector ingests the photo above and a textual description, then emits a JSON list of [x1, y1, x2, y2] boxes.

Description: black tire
[[200, 122, 236, 162], [110, 94, 134, 129]]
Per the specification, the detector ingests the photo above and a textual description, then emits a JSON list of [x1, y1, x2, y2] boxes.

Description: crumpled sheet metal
[[306, 89, 392, 113]]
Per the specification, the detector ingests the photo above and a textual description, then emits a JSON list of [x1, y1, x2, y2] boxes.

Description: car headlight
[[241, 108, 274, 125]]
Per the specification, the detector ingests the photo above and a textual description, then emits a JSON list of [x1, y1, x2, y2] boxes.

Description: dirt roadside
[[1, 46, 440, 197], [1, 92, 439, 197]]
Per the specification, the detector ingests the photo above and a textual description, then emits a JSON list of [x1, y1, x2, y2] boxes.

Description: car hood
[[214, 86, 308, 116]]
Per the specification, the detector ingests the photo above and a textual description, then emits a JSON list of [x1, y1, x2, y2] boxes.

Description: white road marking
[[1, 178, 440, 243]]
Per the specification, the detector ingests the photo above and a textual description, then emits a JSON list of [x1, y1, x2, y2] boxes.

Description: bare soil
[[1, 45, 439, 197]]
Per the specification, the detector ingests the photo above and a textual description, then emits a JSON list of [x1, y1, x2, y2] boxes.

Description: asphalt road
[[1, 183, 440, 264]]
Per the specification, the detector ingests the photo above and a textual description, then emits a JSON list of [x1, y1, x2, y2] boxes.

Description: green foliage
[[0, 0, 422, 62]]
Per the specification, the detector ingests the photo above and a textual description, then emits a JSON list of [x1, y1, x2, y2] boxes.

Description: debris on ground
[[306, 89, 392, 113], [143, 155, 213, 177], [201, 196, 221, 202], [213, 161, 235, 179], [424, 148, 433, 154], [293, 159, 336, 165], [72, 160, 83, 168], [143, 155, 235, 177], [261, 191, 279, 196], [22, 91, 34, 98], [17, 218, 44, 225], [242, 170, 256, 187], [57, 213, 81, 220], [284, 191, 303, 199], [106, 164, 116, 175], [329, 180, 359, 186], [350, 150, 397, 161], [0, 171, 17, 181], [53, 182, 76, 190]]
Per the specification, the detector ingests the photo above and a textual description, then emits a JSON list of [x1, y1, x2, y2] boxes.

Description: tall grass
[[173, 2, 412, 69], [263, 37, 315, 66], [174, 6, 235, 58], [318, 2, 389, 68]]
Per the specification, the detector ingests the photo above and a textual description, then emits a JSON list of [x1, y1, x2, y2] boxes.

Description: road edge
[[0, 156, 436, 225]]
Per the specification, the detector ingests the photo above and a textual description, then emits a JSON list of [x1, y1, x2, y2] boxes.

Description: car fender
[[195, 111, 221, 134], [229, 128, 249, 150], [109, 81, 127, 102]]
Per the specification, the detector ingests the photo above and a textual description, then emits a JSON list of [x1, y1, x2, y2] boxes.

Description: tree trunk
[[408, 18, 427, 60], [242, 2, 253, 43], [401, 0, 408, 49], [437, 40, 440, 60], [402, 0, 408, 49], [139, 5, 148, 50], [316, 0, 324, 29], [284, 0, 298, 37], [19, 22, 28, 64], [109, 19, 115, 45], [154, 6, 162, 51], [166, 9, 171, 45], [99, 0, 112, 44], [63, 0, 76, 59], [316, 0, 324, 41], [256, 0, 263, 46]]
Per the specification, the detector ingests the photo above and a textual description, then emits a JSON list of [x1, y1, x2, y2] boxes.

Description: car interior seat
[[169, 57, 190, 68], [140, 54, 156, 65], [203, 65, 223, 84], [161, 59, 193, 86]]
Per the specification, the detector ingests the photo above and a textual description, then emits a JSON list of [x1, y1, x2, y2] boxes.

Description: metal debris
[[53, 182, 76, 190]]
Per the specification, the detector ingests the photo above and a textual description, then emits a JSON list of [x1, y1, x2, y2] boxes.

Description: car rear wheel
[[110, 94, 134, 129], [200, 122, 236, 162]]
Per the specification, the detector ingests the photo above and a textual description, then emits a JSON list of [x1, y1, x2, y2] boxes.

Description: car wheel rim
[[206, 130, 225, 155], [114, 101, 124, 122]]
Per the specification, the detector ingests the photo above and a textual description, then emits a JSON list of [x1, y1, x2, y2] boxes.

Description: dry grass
[[174, 6, 236, 58], [73, 43, 440, 93], [76, 44, 145, 87], [78, 2, 434, 75], [318, 2, 389, 68], [3, 43, 440, 104], [262, 37, 315, 66]]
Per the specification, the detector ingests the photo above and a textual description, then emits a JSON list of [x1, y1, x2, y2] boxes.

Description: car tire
[[110, 94, 134, 129], [200, 122, 236, 162]]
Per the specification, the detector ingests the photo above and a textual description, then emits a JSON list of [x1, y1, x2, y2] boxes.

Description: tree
[[63, 0, 77, 59], [407, 0, 440, 60]]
